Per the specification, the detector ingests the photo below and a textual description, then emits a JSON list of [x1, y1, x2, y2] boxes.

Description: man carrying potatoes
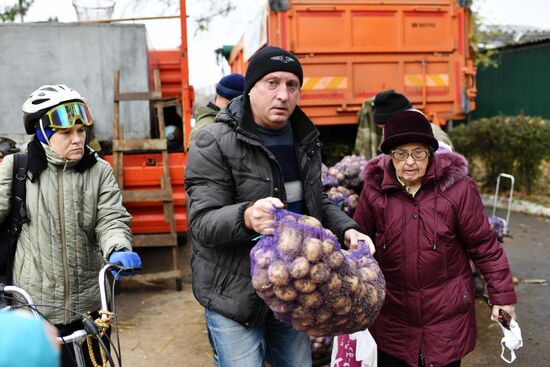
[[185, 46, 374, 367]]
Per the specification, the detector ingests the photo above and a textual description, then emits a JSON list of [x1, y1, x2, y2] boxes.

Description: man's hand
[[244, 197, 284, 235], [344, 229, 375, 255]]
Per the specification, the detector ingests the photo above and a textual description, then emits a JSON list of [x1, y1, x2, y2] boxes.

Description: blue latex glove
[[108, 250, 142, 280]]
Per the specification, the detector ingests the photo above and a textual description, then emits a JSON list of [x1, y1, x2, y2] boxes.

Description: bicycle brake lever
[[121, 266, 142, 272]]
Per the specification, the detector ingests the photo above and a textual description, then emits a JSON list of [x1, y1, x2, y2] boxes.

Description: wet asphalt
[[463, 210, 550, 366]]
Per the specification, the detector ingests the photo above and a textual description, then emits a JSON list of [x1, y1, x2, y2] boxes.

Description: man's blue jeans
[[205, 308, 312, 367]]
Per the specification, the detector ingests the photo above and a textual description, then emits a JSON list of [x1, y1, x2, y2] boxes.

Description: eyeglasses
[[42, 101, 93, 129], [391, 149, 429, 161]]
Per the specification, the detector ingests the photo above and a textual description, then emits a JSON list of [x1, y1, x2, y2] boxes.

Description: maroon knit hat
[[380, 110, 439, 154]]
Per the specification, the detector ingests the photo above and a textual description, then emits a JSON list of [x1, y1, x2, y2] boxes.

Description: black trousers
[[379, 350, 461, 367], [56, 311, 112, 367]]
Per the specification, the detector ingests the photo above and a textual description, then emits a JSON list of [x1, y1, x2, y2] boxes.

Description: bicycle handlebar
[[0, 285, 40, 318], [58, 329, 89, 344], [1, 263, 137, 338], [99, 263, 139, 317]]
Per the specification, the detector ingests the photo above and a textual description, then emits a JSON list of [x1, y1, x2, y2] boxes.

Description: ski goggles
[[42, 101, 93, 129]]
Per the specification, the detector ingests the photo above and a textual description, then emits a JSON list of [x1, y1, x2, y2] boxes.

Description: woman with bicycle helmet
[[0, 84, 141, 367]]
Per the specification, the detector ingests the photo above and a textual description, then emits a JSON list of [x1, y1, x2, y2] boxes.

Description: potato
[[291, 305, 309, 321], [267, 261, 290, 286], [359, 266, 379, 282], [310, 263, 331, 284], [316, 308, 332, 324], [322, 229, 337, 240], [294, 278, 317, 293], [297, 215, 322, 228], [321, 272, 343, 294], [270, 299, 293, 314], [321, 238, 338, 256], [332, 316, 348, 326], [253, 247, 276, 269], [353, 283, 367, 299], [299, 291, 322, 308], [365, 284, 379, 306], [355, 313, 368, 326], [327, 251, 344, 270], [252, 268, 272, 290], [273, 285, 298, 302], [257, 287, 274, 299], [356, 254, 376, 268], [277, 228, 303, 259], [293, 319, 314, 331], [330, 296, 351, 310], [343, 275, 360, 294], [295, 316, 315, 328], [282, 214, 298, 223], [302, 238, 322, 263], [289, 256, 311, 279], [340, 257, 358, 275], [334, 303, 352, 316]]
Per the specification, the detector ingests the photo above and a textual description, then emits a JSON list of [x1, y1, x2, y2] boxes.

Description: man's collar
[[207, 101, 221, 111]]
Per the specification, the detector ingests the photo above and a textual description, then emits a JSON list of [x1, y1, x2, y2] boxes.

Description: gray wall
[[0, 23, 150, 145]]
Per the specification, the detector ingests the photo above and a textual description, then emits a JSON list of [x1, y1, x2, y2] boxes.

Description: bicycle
[[0, 263, 135, 367]]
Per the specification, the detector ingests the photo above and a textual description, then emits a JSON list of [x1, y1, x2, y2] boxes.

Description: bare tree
[[0, 0, 34, 22], [190, 0, 235, 34], [122, 0, 235, 33]]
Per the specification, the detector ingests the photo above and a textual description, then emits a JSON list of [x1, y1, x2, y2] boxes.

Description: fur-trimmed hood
[[362, 151, 469, 193]]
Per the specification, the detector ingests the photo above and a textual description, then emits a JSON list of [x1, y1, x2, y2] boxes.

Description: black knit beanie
[[373, 89, 413, 124], [380, 110, 439, 154], [244, 46, 303, 95]]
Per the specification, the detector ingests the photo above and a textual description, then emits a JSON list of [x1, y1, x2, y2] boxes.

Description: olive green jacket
[[0, 141, 132, 324], [190, 102, 220, 142]]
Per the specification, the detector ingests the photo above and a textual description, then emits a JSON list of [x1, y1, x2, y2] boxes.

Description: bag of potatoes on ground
[[250, 208, 385, 337]]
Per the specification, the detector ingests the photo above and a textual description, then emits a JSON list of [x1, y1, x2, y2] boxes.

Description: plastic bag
[[330, 329, 377, 367], [250, 208, 385, 336]]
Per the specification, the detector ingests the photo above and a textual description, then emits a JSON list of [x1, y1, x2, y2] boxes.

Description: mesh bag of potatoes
[[250, 208, 385, 337]]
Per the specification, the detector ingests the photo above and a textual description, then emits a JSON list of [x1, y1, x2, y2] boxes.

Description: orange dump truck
[[227, 0, 476, 127]]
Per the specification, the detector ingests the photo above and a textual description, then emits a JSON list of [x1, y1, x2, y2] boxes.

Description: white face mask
[[494, 317, 523, 363]]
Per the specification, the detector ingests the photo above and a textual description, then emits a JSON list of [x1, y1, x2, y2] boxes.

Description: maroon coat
[[353, 152, 516, 367]]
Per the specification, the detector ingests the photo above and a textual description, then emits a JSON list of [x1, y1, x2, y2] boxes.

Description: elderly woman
[[353, 111, 517, 367]]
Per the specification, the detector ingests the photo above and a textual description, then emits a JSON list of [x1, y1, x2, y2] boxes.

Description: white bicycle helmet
[[22, 84, 87, 134]]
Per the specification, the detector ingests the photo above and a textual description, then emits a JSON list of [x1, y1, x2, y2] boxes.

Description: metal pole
[[77, 14, 180, 24], [180, 0, 193, 151]]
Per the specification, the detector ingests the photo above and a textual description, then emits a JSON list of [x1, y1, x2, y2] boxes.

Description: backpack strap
[[4, 152, 28, 285], [12, 152, 29, 230]]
